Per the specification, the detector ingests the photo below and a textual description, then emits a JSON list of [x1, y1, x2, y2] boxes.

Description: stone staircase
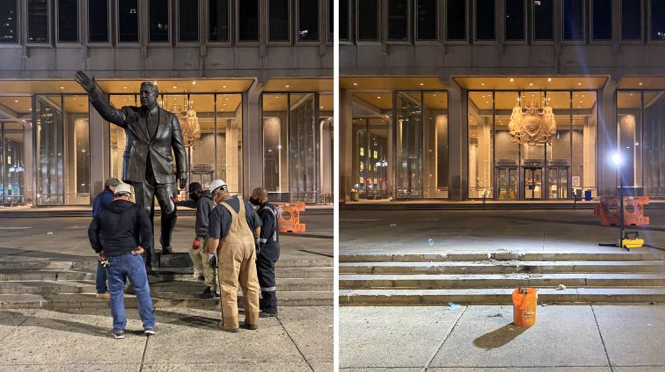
[[339, 251, 665, 305], [0, 257, 333, 309]]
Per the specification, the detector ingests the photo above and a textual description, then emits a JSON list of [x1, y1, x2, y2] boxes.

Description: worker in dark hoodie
[[88, 183, 157, 339], [175, 182, 218, 298]]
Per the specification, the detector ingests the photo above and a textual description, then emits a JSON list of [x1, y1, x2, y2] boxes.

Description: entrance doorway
[[523, 168, 543, 200], [548, 167, 569, 199], [496, 167, 517, 200]]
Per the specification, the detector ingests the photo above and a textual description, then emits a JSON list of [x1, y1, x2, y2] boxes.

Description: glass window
[[358, 0, 379, 41], [28, 0, 49, 43], [417, 0, 437, 40], [269, 0, 289, 42], [593, 0, 612, 40], [564, 0, 584, 40], [215, 94, 243, 194], [64, 95, 90, 204], [340, 0, 349, 40], [209, 0, 229, 42], [447, 0, 466, 40], [423, 92, 448, 198], [109, 95, 136, 181], [263, 93, 318, 203], [388, 0, 408, 41], [299, 0, 319, 41], [505, 0, 524, 40], [352, 118, 389, 199], [179, 0, 198, 41], [58, 0, 78, 42], [475, 0, 495, 40], [571, 91, 596, 197], [622, 0, 641, 40], [0, 0, 18, 43], [36, 95, 64, 205], [119, 0, 139, 42], [534, 0, 554, 40], [150, 0, 169, 42], [545, 92, 571, 199], [468, 92, 493, 198], [651, 0, 665, 40], [495, 92, 519, 200], [3, 123, 25, 205], [617, 91, 642, 190], [88, 0, 109, 42], [328, 0, 334, 41], [238, 0, 259, 41], [396, 92, 423, 198]]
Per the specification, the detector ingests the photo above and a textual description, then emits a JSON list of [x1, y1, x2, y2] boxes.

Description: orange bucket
[[512, 288, 538, 327]]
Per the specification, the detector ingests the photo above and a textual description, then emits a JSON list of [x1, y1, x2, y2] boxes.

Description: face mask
[[249, 197, 260, 206]]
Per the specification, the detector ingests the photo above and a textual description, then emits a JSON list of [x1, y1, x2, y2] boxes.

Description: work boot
[[96, 292, 110, 300], [200, 287, 216, 299], [259, 311, 277, 318], [242, 322, 258, 330], [219, 322, 239, 333], [161, 246, 172, 255]]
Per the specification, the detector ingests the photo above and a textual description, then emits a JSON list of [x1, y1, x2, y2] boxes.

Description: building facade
[[340, 0, 665, 201], [0, 0, 333, 206]]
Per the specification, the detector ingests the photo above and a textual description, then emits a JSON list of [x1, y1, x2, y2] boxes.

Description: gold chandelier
[[508, 98, 557, 146]]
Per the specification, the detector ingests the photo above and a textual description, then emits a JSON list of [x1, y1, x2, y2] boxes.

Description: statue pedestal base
[[154, 252, 192, 269]]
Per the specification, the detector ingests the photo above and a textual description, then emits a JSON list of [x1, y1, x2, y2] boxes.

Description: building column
[[447, 79, 465, 200], [243, 82, 264, 197], [597, 79, 618, 196], [89, 100, 107, 202], [340, 89, 353, 201]]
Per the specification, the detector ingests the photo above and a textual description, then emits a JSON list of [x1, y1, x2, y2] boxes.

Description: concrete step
[[339, 261, 665, 275], [339, 273, 665, 289], [0, 277, 332, 295], [0, 266, 332, 282], [0, 290, 333, 309], [339, 288, 665, 305], [340, 251, 665, 263]]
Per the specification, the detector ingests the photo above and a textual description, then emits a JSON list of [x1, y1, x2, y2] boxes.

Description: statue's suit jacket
[[89, 87, 188, 184]]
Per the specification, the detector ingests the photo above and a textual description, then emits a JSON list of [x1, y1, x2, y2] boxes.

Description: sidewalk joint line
[[276, 315, 315, 372], [591, 304, 614, 372], [0, 309, 35, 344], [422, 305, 468, 372]]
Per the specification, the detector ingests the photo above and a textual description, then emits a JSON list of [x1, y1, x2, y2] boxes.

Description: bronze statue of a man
[[75, 70, 188, 268]]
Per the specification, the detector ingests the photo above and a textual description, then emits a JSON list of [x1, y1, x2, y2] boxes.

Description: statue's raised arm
[[74, 70, 127, 127]]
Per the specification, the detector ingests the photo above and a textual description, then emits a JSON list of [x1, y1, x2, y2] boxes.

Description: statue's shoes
[[161, 246, 173, 254]]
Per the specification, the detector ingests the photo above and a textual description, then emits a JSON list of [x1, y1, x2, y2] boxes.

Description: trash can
[[512, 288, 538, 327], [584, 189, 592, 201], [350, 188, 359, 202]]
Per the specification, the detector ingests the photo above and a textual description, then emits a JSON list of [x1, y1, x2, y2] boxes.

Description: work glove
[[208, 253, 217, 268], [192, 238, 201, 250], [255, 239, 261, 257]]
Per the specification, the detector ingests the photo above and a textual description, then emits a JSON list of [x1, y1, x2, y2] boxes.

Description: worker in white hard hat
[[88, 183, 157, 339], [206, 179, 262, 332]]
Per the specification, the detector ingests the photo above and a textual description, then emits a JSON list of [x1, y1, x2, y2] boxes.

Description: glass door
[[524, 168, 543, 199], [548, 167, 569, 199], [496, 167, 517, 199]]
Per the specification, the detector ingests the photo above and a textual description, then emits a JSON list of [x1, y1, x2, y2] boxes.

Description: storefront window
[[2, 123, 25, 205], [423, 92, 448, 198], [396, 92, 422, 198], [263, 93, 319, 203], [215, 94, 243, 194], [618, 90, 665, 197], [468, 92, 493, 198], [36, 95, 64, 205], [63, 96, 91, 204], [572, 91, 597, 198], [546, 92, 572, 200]]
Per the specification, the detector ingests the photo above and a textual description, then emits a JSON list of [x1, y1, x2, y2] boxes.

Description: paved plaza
[[0, 211, 333, 371], [340, 209, 665, 255], [340, 304, 665, 371]]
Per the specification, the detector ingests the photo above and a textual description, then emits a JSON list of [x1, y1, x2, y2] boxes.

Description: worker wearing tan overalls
[[206, 180, 262, 332]]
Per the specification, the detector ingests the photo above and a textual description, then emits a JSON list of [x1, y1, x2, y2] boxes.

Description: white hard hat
[[114, 183, 133, 196], [209, 179, 227, 193]]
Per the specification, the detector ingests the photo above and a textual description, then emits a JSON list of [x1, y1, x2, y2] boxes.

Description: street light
[[612, 151, 625, 248]]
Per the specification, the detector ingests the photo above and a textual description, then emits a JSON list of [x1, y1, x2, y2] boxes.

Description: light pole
[[611, 152, 624, 248]]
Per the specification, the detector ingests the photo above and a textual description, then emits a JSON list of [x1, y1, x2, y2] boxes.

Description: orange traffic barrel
[[512, 288, 538, 327]]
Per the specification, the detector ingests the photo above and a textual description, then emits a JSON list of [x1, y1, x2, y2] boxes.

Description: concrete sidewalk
[[0, 306, 332, 372], [340, 305, 665, 371]]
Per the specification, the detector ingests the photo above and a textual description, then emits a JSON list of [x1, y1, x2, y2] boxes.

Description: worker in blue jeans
[[88, 183, 158, 339], [92, 177, 120, 300]]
